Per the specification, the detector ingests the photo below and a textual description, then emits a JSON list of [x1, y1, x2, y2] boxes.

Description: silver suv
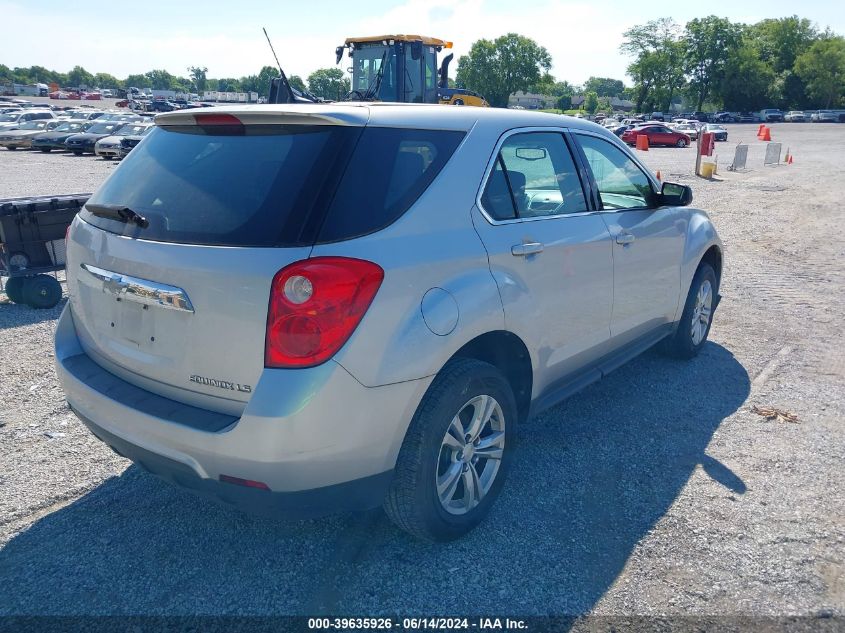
[[56, 104, 723, 541]]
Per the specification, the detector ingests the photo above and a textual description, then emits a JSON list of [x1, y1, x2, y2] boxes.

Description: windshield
[[351, 43, 398, 101], [0, 113, 21, 122], [87, 122, 123, 134], [55, 122, 84, 132], [19, 121, 47, 130], [116, 124, 149, 136]]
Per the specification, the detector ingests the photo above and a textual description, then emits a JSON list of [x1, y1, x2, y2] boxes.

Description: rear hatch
[[66, 107, 369, 415]]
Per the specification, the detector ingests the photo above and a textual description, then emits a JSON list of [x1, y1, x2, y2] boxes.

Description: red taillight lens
[[265, 257, 384, 368]]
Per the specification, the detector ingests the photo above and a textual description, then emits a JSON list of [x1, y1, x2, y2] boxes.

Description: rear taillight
[[265, 257, 384, 368]]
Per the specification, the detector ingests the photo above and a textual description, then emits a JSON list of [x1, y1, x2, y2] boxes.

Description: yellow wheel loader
[[269, 34, 488, 107]]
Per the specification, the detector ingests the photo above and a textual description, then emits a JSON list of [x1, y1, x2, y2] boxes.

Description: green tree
[[145, 69, 176, 90], [795, 36, 845, 107], [93, 73, 121, 89], [621, 18, 684, 112], [684, 16, 742, 110], [217, 77, 242, 92], [583, 91, 599, 113], [719, 38, 775, 110], [307, 67, 350, 100], [124, 74, 151, 89], [188, 66, 208, 92], [583, 76, 625, 97], [239, 75, 260, 93], [288, 74, 307, 92], [456, 33, 552, 107], [67, 65, 93, 88], [253, 66, 281, 97]]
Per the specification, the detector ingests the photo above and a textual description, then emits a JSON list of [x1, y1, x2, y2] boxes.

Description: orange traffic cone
[[635, 134, 649, 151], [787, 154, 793, 164], [757, 123, 766, 136], [761, 127, 772, 141], [656, 170, 662, 181]]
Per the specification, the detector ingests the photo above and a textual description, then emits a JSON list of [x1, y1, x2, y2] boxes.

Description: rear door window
[[479, 131, 588, 220]]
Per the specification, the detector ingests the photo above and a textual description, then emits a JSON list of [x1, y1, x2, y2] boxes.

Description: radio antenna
[[263, 27, 284, 75]]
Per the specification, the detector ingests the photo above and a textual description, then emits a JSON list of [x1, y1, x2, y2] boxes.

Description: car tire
[[7, 146, 16, 151], [676, 138, 687, 148], [3, 277, 26, 304], [72, 150, 82, 156], [40, 148, 51, 153], [660, 262, 717, 359], [384, 358, 516, 541], [23, 274, 62, 309]]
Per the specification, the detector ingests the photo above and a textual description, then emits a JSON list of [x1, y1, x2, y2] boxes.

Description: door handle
[[511, 242, 544, 257], [616, 232, 635, 245]]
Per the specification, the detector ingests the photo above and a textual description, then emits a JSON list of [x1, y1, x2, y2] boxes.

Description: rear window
[[81, 124, 464, 247]]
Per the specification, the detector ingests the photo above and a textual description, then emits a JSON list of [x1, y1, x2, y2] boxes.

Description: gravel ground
[[0, 123, 843, 620]]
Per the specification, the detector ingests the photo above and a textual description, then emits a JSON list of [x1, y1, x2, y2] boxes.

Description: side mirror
[[659, 181, 692, 207], [335, 46, 344, 65]]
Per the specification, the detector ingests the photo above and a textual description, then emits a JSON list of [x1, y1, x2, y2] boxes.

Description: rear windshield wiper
[[85, 203, 149, 228]]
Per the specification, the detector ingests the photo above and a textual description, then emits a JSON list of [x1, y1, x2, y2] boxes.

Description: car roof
[[154, 103, 618, 135]]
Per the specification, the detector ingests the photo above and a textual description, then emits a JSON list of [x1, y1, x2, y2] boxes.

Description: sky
[[2, 0, 843, 86]]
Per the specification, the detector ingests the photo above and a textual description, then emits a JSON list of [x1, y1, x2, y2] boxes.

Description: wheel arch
[[699, 244, 723, 290], [449, 330, 533, 423]]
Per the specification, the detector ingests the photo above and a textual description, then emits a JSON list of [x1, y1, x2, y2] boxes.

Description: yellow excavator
[[268, 33, 488, 107]]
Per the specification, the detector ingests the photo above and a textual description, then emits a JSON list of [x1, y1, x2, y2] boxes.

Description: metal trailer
[[0, 193, 90, 309]]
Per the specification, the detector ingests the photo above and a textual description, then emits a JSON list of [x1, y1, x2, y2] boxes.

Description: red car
[[621, 124, 691, 148]]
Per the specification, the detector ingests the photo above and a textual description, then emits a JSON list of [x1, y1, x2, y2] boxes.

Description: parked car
[[95, 122, 153, 159], [621, 124, 692, 147], [713, 112, 735, 123], [691, 111, 711, 123], [812, 110, 838, 123], [737, 112, 759, 123], [650, 112, 665, 122], [0, 119, 62, 149], [146, 99, 180, 112], [760, 108, 784, 122], [0, 109, 56, 131], [116, 125, 154, 159], [64, 121, 127, 155], [58, 110, 106, 121], [702, 123, 728, 141], [56, 105, 723, 541], [97, 112, 146, 123], [31, 120, 94, 152], [784, 111, 806, 122], [672, 122, 699, 140], [606, 124, 630, 137]]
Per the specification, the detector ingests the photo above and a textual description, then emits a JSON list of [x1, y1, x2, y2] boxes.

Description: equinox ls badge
[[190, 374, 252, 393]]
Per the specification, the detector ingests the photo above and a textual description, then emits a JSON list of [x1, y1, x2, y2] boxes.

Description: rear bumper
[[73, 406, 393, 519], [55, 304, 430, 518]]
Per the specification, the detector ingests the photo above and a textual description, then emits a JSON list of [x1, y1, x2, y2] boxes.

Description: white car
[[94, 122, 153, 159], [0, 109, 56, 131], [784, 111, 805, 122]]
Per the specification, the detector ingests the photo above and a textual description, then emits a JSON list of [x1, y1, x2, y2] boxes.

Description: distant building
[[508, 91, 556, 109], [570, 95, 635, 111]]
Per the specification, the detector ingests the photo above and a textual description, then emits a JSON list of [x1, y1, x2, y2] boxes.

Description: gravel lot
[[0, 123, 843, 620]]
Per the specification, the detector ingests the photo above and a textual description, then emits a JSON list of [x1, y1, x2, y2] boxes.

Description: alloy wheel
[[690, 279, 713, 345], [436, 394, 505, 515]]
